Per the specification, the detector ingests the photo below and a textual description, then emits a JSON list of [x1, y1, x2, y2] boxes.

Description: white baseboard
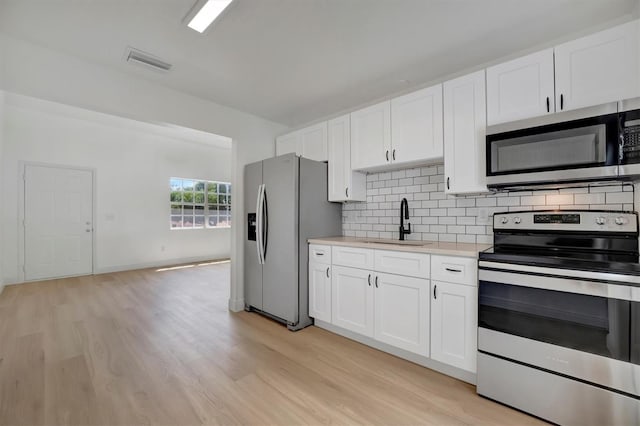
[[228, 298, 245, 312], [315, 319, 476, 385], [94, 256, 229, 274], [3, 256, 230, 286]]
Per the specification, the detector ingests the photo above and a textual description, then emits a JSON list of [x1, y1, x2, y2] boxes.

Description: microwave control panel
[[622, 117, 640, 163]]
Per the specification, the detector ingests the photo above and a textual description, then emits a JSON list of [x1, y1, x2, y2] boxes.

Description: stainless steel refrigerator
[[244, 153, 342, 331]]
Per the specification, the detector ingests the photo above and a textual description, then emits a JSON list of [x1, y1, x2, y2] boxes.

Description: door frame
[[18, 161, 97, 283]]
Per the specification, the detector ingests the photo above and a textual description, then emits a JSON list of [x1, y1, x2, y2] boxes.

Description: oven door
[[478, 261, 640, 397], [486, 112, 620, 187]]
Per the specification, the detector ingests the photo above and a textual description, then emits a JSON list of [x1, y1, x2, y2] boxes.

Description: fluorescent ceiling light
[[188, 0, 233, 33]]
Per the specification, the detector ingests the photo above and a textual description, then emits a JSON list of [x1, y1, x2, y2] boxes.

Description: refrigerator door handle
[[255, 184, 265, 264], [262, 186, 269, 261]]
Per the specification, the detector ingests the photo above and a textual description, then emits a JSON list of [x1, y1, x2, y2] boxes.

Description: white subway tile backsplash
[[546, 194, 574, 205], [520, 195, 546, 205], [342, 166, 636, 244], [606, 192, 634, 204], [476, 197, 497, 207]]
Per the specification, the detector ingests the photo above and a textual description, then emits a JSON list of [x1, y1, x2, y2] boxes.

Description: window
[[170, 178, 231, 229]]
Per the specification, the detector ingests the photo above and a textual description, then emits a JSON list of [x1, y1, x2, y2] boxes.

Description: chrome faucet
[[399, 198, 411, 241]]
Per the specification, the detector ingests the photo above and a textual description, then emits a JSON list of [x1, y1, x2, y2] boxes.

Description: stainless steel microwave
[[486, 107, 640, 188]]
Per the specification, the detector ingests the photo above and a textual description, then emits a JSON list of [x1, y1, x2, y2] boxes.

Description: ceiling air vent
[[124, 47, 172, 72]]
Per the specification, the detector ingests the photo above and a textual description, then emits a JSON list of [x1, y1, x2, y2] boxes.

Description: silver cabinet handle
[[445, 267, 462, 273], [375, 276, 378, 288], [326, 267, 330, 278], [433, 285, 437, 299], [392, 149, 396, 160], [345, 187, 349, 198], [368, 274, 371, 286], [385, 150, 389, 161]]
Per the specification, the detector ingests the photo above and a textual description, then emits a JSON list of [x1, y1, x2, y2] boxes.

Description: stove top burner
[[479, 246, 640, 276], [485, 210, 640, 276]]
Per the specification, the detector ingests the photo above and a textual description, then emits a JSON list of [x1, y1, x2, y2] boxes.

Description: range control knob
[[595, 217, 606, 225], [615, 217, 628, 226], [500, 217, 509, 224], [513, 217, 521, 224]]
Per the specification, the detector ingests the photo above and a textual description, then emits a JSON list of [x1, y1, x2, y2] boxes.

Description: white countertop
[[308, 236, 491, 258]]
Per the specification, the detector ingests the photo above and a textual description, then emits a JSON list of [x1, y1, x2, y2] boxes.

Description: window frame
[[170, 177, 231, 230]]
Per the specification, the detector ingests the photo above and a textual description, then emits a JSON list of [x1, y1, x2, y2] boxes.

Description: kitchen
[[1, 1, 640, 425]]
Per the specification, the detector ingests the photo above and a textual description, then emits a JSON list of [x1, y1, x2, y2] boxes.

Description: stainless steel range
[[477, 210, 640, 425]]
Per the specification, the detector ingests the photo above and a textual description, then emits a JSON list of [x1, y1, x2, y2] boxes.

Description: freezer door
[[244, 160, 263, 310], [262, 153, 299, 323]]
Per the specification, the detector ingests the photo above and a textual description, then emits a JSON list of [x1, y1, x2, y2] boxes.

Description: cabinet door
[[443, 70, 488, 195], [328, 115, 366, 202], [276, 132, 299, 156], [555, 20, 640, 113], [350, 101, 392, 170], [332, 266, 374, 337], [430, 280, 477, 372], [299, 122, 328, 162], [391, 84, 443, 165], [374, 273, 429, 356], [486, 49, 555, 125], [309, 261, 332, 322]]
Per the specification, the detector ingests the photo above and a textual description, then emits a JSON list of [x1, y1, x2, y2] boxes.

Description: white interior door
[[24, 164, 94, 281]]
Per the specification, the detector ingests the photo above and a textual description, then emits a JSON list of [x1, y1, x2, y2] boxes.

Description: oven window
[[489, 124, 607, 174], [479, 281, 630, 362]]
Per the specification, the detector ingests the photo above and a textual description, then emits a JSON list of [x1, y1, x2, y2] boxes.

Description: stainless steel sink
[[362, 239, 432, 246]]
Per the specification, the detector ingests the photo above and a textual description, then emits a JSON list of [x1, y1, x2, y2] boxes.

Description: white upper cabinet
[[486, 49, 555, 125], [443, 70, 488, 195], [350, 101, 392, 170], [555, 20, 640, 113], [391, 84, 444, 165], [275, 122, 328, 162], [327, 115, 366, 202], [299, 122, 328, 161], [275, 132, 299, 156]]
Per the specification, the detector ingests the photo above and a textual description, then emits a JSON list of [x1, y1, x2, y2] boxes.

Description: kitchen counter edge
[[307, 237, 491, 258]]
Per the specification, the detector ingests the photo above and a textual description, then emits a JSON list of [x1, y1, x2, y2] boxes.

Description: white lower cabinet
[[374, 272, 429, 356], [430, 280, 478, 373], [310, 245, 478, 377], [331, 266, 374, 337], [309, 261, 332, 323]]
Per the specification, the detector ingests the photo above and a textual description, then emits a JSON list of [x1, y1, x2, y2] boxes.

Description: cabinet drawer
[[431, 255, 477, 286], [374, 250, 430, 279], [309, 244, 332, 264], [332, 246, 374, 269]]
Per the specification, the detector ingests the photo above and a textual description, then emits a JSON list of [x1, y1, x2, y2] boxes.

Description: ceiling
[[0, 0, 638, 127]]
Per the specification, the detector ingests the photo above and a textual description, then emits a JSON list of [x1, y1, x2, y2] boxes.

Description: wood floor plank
[[44, 355, 102, 426], [0, 332, 45, 426], [0, 261, 546, 425]]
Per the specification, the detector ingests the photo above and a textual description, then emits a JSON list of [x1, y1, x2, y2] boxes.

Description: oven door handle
[[479, 261, 640, 286], [479, 267, 640, 302]]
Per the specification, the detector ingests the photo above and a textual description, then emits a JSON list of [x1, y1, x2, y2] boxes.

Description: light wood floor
[[0, 261, 545, 426]]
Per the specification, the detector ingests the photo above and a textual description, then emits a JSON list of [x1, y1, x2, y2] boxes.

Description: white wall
[[0, 34, 287, 307], [1, 94, 233, 284]]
